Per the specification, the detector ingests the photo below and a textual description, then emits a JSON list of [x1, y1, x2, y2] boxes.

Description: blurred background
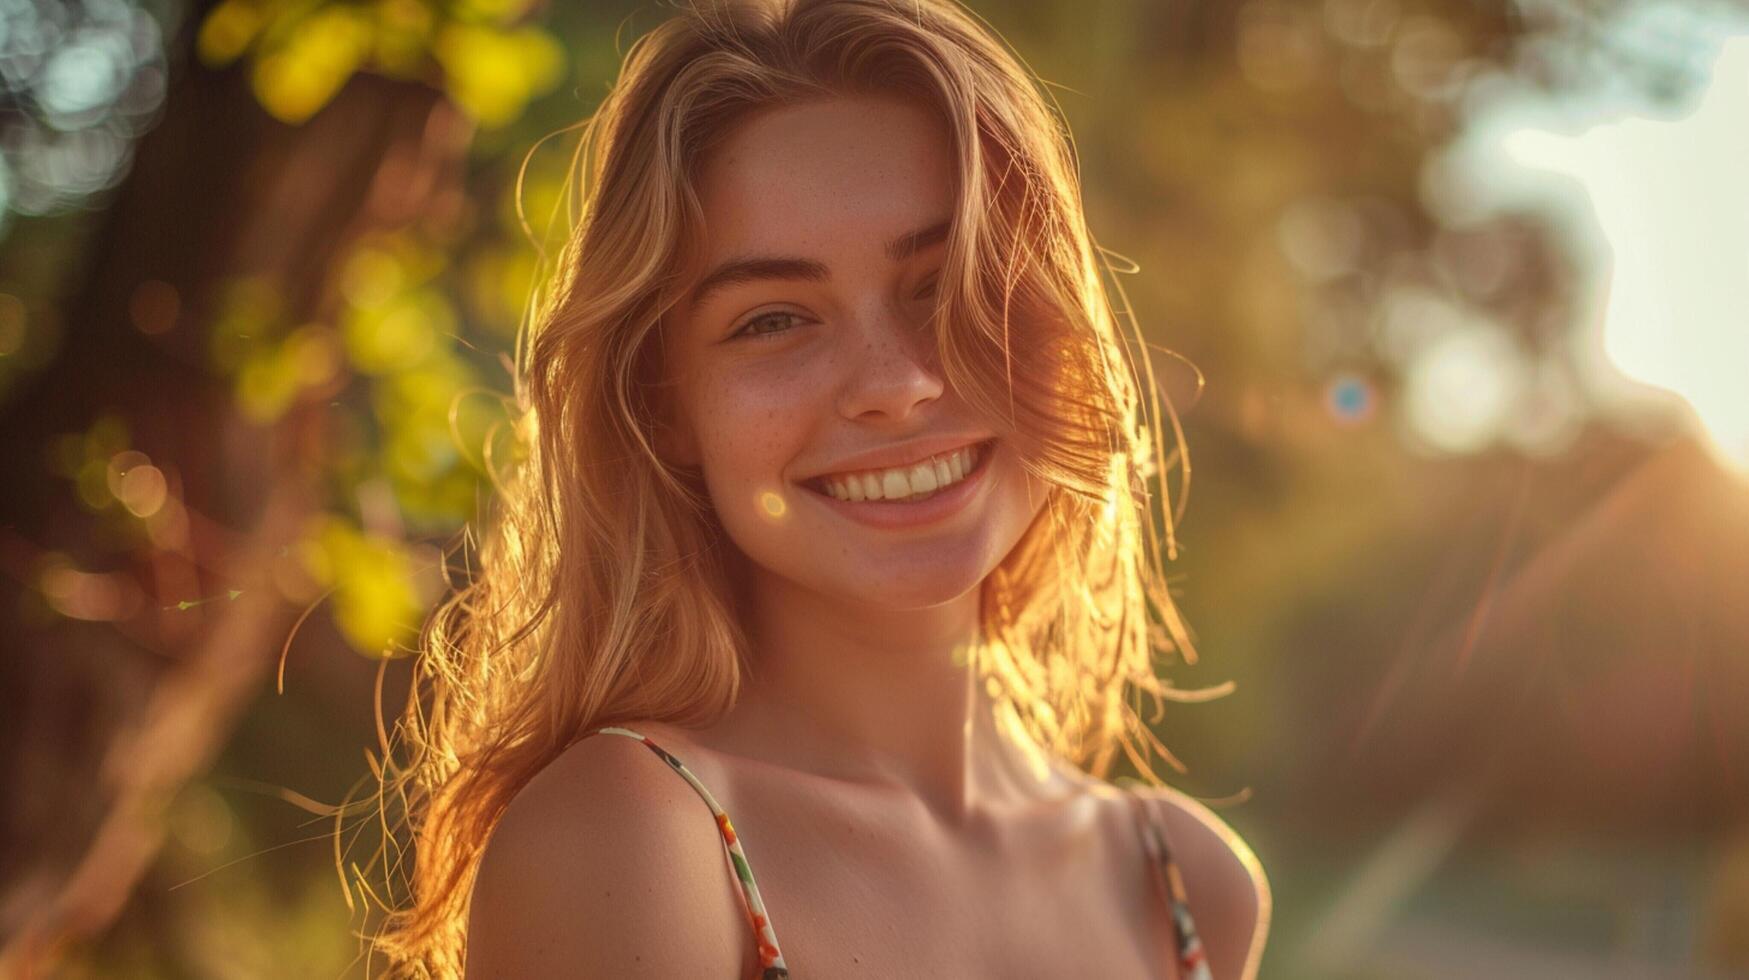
[[1, 0, 1746, 976]]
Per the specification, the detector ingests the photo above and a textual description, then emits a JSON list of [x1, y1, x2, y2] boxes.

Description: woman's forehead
[[691, 95, 957, 262]]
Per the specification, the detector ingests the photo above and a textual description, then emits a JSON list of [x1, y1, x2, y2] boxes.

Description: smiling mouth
[[802, 439, 995, 504]]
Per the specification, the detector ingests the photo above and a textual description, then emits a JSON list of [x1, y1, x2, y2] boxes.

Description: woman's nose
[[834, 306, 945, 422]]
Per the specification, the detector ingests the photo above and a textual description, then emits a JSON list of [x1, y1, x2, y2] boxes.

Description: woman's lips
[[801, 437, 993, 497], [797, 438, 996, 530]]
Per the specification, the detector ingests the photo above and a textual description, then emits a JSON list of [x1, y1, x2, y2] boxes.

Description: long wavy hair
[[361, 0, 1223, 973]]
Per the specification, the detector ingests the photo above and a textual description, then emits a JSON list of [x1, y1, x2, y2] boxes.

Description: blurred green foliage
[[197, 0, 566, 125]]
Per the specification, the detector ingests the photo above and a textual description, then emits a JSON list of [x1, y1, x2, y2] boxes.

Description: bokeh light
[[760, 490, 788, 519], [1399, 320, 1530, 454], [0, 0, 172, 230]]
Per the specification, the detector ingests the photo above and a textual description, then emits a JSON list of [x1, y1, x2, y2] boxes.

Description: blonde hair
[[363, 0, 1219, 973]]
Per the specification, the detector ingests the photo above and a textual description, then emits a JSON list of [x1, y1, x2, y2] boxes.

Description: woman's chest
[[724, 785, 1182, 978], [752, 877, 1175, 979]]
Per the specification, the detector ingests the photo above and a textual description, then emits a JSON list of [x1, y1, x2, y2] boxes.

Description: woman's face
[[659, 94, 1049, 611]]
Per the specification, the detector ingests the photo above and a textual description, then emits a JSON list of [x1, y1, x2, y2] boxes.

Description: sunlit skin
[[652, 93, 1052, 812], [615, 95, 1266, 978]]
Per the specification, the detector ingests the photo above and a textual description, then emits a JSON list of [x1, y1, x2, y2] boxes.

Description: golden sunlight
[[1503, 35, 1749, 474]]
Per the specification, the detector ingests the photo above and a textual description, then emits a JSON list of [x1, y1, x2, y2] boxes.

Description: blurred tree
[[0, 0, 559, 969]]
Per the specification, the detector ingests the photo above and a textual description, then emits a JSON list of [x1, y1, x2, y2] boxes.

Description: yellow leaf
[[435, 24, 565, 127], [452, 0, 542, 24], [332, 533, 423, 655], [197, 0, 265, 67], [371, 0, 435, 77], [251, 8, 373, 124], [297, 515, 425, 655], [342, 289, 451, 374]]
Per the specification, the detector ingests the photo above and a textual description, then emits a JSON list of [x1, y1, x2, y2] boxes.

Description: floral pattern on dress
[[1127, 789, 1213, 980], [590, 726, 790, 978]]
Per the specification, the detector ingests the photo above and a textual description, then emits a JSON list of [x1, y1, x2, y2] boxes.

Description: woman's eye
[[915, 272, 941, 299], [733, 310, 806, 340]]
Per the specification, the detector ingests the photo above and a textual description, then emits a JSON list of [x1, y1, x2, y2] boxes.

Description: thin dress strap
[[586, 725, 791, 979], [1126, 790, 1212, 980]]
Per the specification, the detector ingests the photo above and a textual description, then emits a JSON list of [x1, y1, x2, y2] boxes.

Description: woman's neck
[[703, 566, 1058, 826]]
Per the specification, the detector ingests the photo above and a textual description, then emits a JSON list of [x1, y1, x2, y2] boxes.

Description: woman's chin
[[821, 564, 988, 612]]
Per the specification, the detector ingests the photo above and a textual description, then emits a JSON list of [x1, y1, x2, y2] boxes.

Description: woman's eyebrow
[[885, 218, 950, 261], [688, 218, 951, 309]]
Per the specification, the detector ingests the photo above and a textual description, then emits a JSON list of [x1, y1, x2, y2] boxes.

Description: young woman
[[368, 0, 1269, 976]]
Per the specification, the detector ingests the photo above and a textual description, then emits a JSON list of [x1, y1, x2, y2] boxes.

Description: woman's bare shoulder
[[464, 727, 751, 978], [1130, 782, 1272, 980]]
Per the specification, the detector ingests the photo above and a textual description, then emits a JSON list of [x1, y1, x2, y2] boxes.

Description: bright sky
[[1507, 34, 1749, 473], [1445, 11, 1749, 474]]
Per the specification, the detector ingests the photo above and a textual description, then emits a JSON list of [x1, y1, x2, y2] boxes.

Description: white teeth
[[909, 462, 938, 494], [817, 442, 985, 503]]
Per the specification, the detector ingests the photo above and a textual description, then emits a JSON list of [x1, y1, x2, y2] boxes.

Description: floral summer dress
[[584, 725, 1211, 980]]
